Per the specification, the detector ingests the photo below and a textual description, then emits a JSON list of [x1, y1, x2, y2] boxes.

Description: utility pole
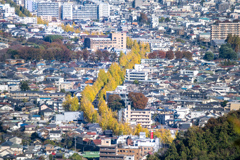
[[75, 136, 76, 151]]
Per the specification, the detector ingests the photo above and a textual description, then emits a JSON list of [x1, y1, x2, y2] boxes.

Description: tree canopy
[[128, 92, 148, 109], [219, 43, 237, 60], [151, 110, 240, 160], [107, 94, 125, 111], [20, 81, 30, 91], [203, 51, 214, 61]]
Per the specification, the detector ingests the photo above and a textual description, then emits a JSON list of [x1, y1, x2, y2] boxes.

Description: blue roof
[[20, 123, 28, 127], [32, 115, 40, 117]]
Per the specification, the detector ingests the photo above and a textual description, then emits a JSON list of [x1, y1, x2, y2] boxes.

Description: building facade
[[122, 105, 151, 128], [211, 22, 240, 40], [84, 32, 126, 50], [62, 2, 73, 20], [37, 2, 60, 20], [73, 4, 98, 20]]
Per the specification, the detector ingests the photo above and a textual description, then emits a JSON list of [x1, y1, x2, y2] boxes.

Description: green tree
[[219, 44, 237, 60], [20, 81, 30, 91], [165, 17, 171, 22], [133, 80, 139, 85], [43, 35, 63, 43], [107, 94, 125, 111], [203, 52, 214, 61], [69, 153, 83, 160]]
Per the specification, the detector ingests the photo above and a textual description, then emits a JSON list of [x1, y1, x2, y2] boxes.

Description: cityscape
[[0, 0, 239, 160]]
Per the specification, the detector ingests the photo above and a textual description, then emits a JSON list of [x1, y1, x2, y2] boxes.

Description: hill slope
[[1, 0, 31, 17], [149, 110, 240, 160]]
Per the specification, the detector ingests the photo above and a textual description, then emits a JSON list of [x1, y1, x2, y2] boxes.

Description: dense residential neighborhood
[[0, 0, 240, 159]]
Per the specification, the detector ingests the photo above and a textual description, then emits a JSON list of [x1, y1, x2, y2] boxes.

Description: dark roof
[[1, 141, 13, 146]]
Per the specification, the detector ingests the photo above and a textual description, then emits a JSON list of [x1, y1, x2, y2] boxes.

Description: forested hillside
[[148, 110, 240, 160]]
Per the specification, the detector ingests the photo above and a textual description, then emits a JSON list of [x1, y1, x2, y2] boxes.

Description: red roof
[[92, 139, 101, 145], [87, 132, 96, 135], [83, 138, 90, 142]]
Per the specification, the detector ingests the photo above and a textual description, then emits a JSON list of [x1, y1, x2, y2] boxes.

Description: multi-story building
[[25, 0, 38, 12], [122, 105, 151, 128], [0, 3, 15, 18], [134, 0, 143, 8], [125, 69, 148, 81], [37, 2, 60, 20], [61, 2, 73, 20], [99, 145, 125, 160], [98, 2, 110, 19], [73, 4, 98, 20], [117, 147, 141, 160], [84, 32, 126, 50], [211, 22, 240, 40]]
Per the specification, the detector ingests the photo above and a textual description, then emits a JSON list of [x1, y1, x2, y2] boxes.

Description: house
[[55, 111, 84, 124], [44, 144, 56, 155], [37, 128, 49, 139], [49, 130, 62, 141], [0, 103, 14, 112], [9, 137, 22, 145], [24, 125, 36, 134], [41, 108, 54, 118], [31, 115, 41, 121]]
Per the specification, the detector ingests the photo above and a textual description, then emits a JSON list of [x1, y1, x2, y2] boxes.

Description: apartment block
[[37, 2, 60, 20], [98, 2, 110, 19], [62, 2, 73, 20], [122, 105, 151, 128], [211, 22, 240, 40], [99, 145, 125, 160], [73, 4, 98, 20], [84, 32, 126, 51], [125, 69, 148, 81]]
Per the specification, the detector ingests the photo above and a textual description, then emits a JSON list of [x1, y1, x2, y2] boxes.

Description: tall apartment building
[[62, 2, 73, 20], [73, 4, 98, 20], [211, 22, 240, 40], [84, 32, 126, 50], [25, 0, 38, 12], [98, 2, 110, 19], [122, 105, 151, 128], [37, 2, 60, 20]]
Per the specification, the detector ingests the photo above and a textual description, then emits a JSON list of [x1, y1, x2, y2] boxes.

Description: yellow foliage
[[63, 95, 79, 111], [154, 129, 174, 144]]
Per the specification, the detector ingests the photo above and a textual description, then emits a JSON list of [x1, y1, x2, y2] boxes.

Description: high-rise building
[[73, 4, 98, 20], [211, 22, 240, 40], [25, 0, 38, 12], [98, 2, 110, 20], [37, 2, 60, 20], [62, 2, 73, 20]]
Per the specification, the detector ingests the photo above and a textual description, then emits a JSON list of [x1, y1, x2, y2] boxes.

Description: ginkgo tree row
[[63, 38, 175, 137]]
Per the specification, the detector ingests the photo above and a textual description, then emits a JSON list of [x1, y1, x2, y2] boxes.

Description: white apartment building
[[122, 105, 151, 129], [180, 69, 199, 77], [211, 86, 230, 95], [37, 2, 60, 20], [73, 4, 98, 20], [125, 69, 148, 81], [0, 3, 15, 18], [62, 2, 73, 20], [98, 2, 110, 19], [18, 17, 37, 24]]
